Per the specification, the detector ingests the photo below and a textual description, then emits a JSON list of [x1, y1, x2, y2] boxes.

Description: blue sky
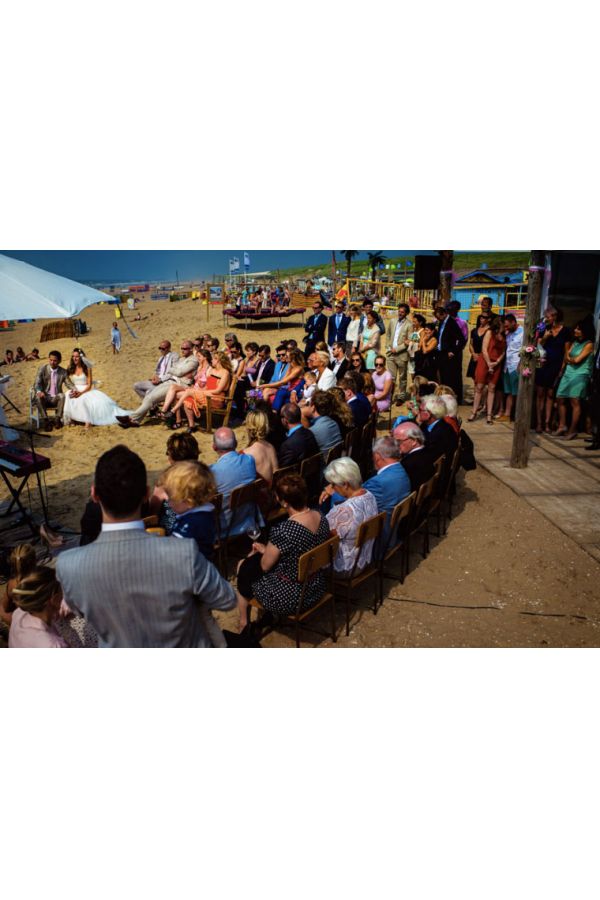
[[0, 250, 438, 284]]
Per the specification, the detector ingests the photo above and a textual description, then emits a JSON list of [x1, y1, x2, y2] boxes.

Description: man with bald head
[[393, 420, 436, 492], [210, 427, 260, 537]]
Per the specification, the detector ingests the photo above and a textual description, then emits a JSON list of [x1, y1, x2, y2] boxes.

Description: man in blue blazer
[[327, 300, 351, 348], [303, 300, 328, 359], [363, 434, 411, 550], [210, 427, 261, 537], [278, 403, 320, 467], [341, 374, 372, 428]]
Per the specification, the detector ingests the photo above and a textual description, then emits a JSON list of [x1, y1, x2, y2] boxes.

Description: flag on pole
[[244, 252, 250, 269], [335, 281, 350, 301]]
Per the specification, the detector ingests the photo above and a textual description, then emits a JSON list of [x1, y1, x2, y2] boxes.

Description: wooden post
[[510, 250, 546, 468], [439, 250, 454, 303]]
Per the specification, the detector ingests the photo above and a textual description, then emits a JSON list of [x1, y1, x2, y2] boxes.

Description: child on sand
[[110, 322, 121, 353]]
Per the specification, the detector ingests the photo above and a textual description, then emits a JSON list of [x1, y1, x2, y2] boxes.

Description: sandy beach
[[1, 297, 599, 647]]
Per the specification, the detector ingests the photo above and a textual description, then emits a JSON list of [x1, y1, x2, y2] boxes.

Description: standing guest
[[311, 350, 337, 391], [236, 473, 331, 632], [133, 339, 179, 400], [0, 543, 37, 634], [470, 316, 506, 424], [303, 390, 343, 457], [346, 304, 362, 355], [243, 410, 279, 485], [362, 435, 411, 546], [340, 374, 372, 428], [161, 461, 217, 560], [372, 355, 394, 412], [32, 349, 70, 431], [467, 312, 491, 388], [407, 314, 426, 381], [479, 295, 494, 317], [322, 457, 378, 575], [329, 341, 349, 381], [303, 301, 327, 359], [414, 322, 439, 381], [210, 427, 259, 538], [9, 566, 68, 649], [359, 300, 385, 338], [393, 421, 436, 493], [57, 445, 236, 647], [433, 305, 467, 402], [111, 321, 122, 354], [535, 307, 571, 434], [359, 310, 382, 370], [327, 300, 351, 349], [446, 300, 469, 344], [584, 337, 600, 451], [385, 303, 412, 402], [118, 340, 198, 427], [499, 314, 523, 421], [554, 319, 595, 439], [278, 402, 320, 467]]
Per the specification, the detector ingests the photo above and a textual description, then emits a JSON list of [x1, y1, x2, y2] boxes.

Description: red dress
[[474, 333, 506, 386]]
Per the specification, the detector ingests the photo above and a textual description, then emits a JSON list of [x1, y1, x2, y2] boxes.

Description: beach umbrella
[[0, 253, 116, 320]]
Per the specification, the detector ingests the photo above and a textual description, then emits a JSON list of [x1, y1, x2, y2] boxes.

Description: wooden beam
[[510, 250, 546, 468], [439, 250, 454, 302]]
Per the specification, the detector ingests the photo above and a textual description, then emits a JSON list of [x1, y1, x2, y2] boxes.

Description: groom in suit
[[117, 339, 198, 426], [56, 445, 236, 647], [32, 350, 71, 430]]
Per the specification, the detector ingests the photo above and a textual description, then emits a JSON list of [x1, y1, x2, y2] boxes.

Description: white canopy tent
[[0, 253, 116, 320]]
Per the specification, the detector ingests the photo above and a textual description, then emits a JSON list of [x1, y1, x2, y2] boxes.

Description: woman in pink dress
[[159, 348, 212, 429], [372, 355, 393, 412], [9, 566, 68, 648]]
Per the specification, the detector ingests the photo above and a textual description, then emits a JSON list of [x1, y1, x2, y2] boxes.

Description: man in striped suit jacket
[[56, 445, 236, 647]]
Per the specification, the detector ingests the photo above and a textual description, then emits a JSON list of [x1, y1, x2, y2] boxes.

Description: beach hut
[[452, 269, 527, 320]]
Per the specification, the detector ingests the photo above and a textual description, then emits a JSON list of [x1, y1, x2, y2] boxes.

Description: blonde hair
[[12, 566, 60, 613], [315, 350, 330, 367], [161, 461, 216, 506], [9, 543, 37, 580], [315, 342, 329, 354], [216, 352, 233, 374], [245, 409, 270, 446], [303, 370, 317, 384]]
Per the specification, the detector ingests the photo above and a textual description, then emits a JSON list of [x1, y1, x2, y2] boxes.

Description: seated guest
[[210, 426, 260, 537], [208, 337, 220, 355], [242, 410, 279, 485], [372, 355, 393, 412], [322, 457, 378, 575], [329, 387, 355, 437], [148, 431, 201, 534], [228, 341, 245, 374], [350, 351, 367, 376], [340, 374, 372, 428], [32, 350, 70, 430], [118, 340, 198, 426], [133, 339, 179, 400], [329, 341, 349, 381], [362, 435, 411, 546], [250, 344, 275, 388], [161, 461, 217, 561], [440, 393, 461, 435], [236, 474, 331, 631], [417, 395, 459, 489], [9, 566, 68, 648], [57, 444, 236, 647], [292, 369, 317, 406], [362, 372, 377, 409], [224, 332, 238, 355], [0, 543, 37, 634], [392, 421, 436, 492], [159, 347, 212, 428], [177, 352, 232, 433], [278, 403, 320, 467], [304, 390, 342, 457], [239, 342, 260, 384], [261, 348, 305, 410], [312, 350, 337, 391]]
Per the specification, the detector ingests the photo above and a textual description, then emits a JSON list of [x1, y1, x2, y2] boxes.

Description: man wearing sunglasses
[[117, 340, 198, 427], [303, 301, 327, 359], [133, 339, 179, 400]]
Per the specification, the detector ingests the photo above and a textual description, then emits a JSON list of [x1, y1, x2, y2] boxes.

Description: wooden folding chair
[[441, 446, 462, 533], [217, 479, 262, 574], [206, 376, 238, 434], [300, 452, 322, 506], [343, 427, 358, 457], [381, 492, 416, 585], [249, 534, 340, 647], [410, 472, 440, 558], [324, 441, 344, 467], [333, 511, 386, 636]]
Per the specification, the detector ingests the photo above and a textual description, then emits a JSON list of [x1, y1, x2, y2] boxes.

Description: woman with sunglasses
[[350, 352, 367, 375], [372, 356, 394, 412]]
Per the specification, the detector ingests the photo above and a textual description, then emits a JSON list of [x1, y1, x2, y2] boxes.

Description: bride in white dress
[[63, 348, 132, 428]]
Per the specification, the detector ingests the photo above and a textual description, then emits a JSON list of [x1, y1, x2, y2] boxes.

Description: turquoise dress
[[556, 341, 594, 398], [361, 325, 380, 370]]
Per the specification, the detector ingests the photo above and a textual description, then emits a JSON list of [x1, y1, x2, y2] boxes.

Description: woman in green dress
[[359, 310, 381, 371], [554, 320, 595, 439]]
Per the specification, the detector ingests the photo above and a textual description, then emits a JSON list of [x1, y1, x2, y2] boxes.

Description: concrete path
[[467, 418, 600, 564]]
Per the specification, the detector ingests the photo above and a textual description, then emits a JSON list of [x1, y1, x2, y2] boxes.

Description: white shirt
[[504, 326, 524, 373], [317, 368, 337, 390], [392, 320, 404, 350], [101, 520, 146, 532], [346, 318, 360, 344]]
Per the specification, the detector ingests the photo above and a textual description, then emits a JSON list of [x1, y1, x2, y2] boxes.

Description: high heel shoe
[[467, 413, 478, 422], [40, 523, 64, 549], [552, 427, 567, 437]]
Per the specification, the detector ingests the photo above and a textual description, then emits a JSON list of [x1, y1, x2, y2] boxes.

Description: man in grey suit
[[56, 445, 236, 647], [117, 339, 198, 427], [32, 350, 71, 430], [133, 338, 179, 400]]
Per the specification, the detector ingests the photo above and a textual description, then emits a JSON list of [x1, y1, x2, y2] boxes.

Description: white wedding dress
[[63, 374, 132, 426]]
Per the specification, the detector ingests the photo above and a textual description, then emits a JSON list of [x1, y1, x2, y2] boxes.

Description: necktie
[[49, 369, 57, 397]]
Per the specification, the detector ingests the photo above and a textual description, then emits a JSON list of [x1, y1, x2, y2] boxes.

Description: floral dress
[[252, 516, 331, 616], [326, 491, 378, 575]]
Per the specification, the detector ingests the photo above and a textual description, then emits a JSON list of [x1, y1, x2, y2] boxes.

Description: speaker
[[414, 254, 442, 290], [549, 252, 600, 300]]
